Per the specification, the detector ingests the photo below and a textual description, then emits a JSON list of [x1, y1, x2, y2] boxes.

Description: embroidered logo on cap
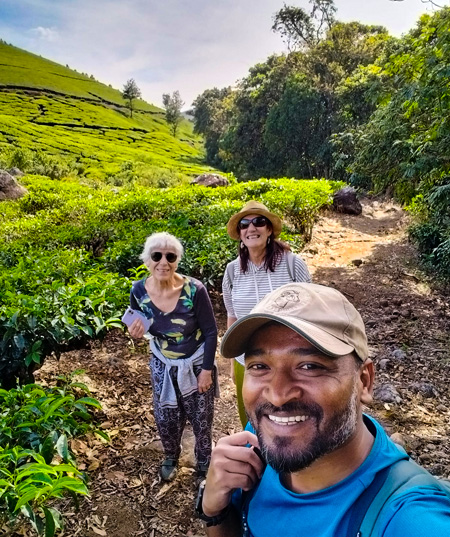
[[266, 288, 311, 312]]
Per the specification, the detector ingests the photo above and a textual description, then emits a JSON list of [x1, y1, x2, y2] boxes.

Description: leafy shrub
[[0, 375, 106, 536], [0, 448, 87, 536], [0, 251, 127, 388], [408, 179, 450, 278]]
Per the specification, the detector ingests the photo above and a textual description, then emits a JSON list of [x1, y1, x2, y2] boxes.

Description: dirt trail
[[36, 198, 450, 537]]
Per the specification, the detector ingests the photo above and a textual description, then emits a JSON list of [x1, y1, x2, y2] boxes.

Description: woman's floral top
[[130, 275, 217, 369]]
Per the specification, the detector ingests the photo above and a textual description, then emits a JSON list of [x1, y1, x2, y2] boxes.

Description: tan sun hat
[[226, 200, 282, 240], [220, 282, 369, 361]]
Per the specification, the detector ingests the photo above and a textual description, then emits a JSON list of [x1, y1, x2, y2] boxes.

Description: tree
[[192, 87, 233, 165], [121, 79, 141, 118], [162, 91, 184, 137], [272, 0, 336, 50]]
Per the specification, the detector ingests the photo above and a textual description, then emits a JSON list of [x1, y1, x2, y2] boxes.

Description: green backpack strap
[[351, 458, 450, 537]]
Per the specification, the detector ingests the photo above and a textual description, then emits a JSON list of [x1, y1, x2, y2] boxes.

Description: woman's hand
[[128, 318, 146, 339], [197, 369, 213, 393]]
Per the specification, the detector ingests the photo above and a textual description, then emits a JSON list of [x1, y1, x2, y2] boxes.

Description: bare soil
[[31, 198, 450, 537]]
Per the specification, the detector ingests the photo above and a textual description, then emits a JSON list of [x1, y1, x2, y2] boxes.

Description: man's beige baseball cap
[[220, 283, 369, 361]]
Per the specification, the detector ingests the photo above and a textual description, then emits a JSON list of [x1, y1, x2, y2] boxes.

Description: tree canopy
[[162, 91, 184, 137], [121, 78, 141, 118], [192, 4, 450, 278]]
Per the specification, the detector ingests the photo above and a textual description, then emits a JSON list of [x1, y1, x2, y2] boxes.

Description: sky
[[0, 0, 447, 108]]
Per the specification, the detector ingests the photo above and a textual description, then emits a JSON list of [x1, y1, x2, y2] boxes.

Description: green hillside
[[0, 41, 213, 180]]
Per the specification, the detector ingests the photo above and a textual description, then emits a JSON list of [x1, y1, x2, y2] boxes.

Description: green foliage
[[408, 176, 450, 278], [263, 179, 340, 240], [0, 376, 105, 536], [191, 87, 233, 166], [264, 74, 326, 177]]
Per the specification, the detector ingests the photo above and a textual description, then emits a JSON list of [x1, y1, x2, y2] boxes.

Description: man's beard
[[247, 386, 359, 474]]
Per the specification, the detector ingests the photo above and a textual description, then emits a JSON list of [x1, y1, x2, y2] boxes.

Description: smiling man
[[196, 283, 450, 536]]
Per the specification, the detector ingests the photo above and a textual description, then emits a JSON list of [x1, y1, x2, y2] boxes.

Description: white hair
[[140, 232, 184, 264]]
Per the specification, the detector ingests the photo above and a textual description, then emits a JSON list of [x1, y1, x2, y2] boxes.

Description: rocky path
[[35, 198, 450, 537]]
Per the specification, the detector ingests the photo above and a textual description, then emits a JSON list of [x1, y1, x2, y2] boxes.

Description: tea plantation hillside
[[0, 41, 213, 180]]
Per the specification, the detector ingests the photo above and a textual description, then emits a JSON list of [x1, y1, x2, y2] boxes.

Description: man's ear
[[359, 359, 374, 405]]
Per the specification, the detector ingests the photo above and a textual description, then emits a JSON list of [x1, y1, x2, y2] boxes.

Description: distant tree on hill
[[122, 78, 141, 118], [162, 90, 184, 137]]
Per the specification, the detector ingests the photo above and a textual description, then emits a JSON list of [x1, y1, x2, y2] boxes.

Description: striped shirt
[[222, 252, 311, 364]]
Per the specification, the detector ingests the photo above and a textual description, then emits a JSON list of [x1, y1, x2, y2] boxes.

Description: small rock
[[436, 404, 447, 412], [190, 173, 229, 187], [8, 167, 24, 177], [351, 259, 363, 267], [425, 444, 437, 451], [0, 170, 28, 200], [390, 432, 406, 448], [418, 453, 433, 463], [410, 382, 437, 398], [374, 383, 402, 404], [392, 349, 407, 361], [380, 299, 389, 307], [378, 358, 390, 370]]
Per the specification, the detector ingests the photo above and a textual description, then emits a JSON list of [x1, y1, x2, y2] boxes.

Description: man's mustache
[[254, 401, 323, 422]]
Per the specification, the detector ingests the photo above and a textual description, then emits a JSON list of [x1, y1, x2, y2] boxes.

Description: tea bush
[[0, 374, 106, 536]]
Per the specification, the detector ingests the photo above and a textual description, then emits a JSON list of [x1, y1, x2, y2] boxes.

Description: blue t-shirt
[[235, 415, 450, 536]]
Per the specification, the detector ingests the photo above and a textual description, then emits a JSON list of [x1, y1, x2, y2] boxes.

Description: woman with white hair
[[128, 232, 218, 482]]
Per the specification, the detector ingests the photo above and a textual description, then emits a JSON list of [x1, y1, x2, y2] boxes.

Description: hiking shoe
[[196, 464, 209, 479], [160, 459, 177, 481]]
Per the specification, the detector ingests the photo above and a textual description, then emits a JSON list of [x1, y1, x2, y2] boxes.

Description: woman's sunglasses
[[238, 216, 269, 230], [150, 252, 178, 263]]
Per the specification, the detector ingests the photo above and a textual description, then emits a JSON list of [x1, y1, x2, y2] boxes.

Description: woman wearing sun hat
[[222, 201, 311, 427]]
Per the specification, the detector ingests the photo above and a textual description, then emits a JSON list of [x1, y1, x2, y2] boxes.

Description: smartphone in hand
[[121, 307, 152, 333]]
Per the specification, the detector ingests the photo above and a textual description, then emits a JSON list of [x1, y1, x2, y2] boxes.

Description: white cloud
[[29, 26, 59, 42]]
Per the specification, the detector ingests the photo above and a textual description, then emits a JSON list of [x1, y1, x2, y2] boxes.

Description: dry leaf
[[88, 459, 101, 471], [91, 527, 107, 536], [155, 481, 176, 499]]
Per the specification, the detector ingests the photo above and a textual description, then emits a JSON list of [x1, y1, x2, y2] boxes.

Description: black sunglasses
[[150, 251, 178, 263], [238, 216, 270, 230]]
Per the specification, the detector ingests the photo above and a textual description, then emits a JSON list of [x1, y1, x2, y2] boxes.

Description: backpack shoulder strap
[[225, 260, 237, 289], [285, 251, 297, 282], [351, 458, 447, 537]]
